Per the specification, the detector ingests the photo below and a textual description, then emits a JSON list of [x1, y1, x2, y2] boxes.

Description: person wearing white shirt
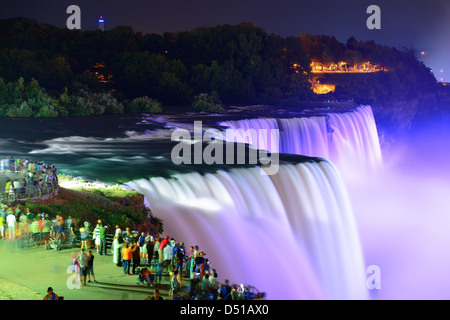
[[6, 213, 16, 240]]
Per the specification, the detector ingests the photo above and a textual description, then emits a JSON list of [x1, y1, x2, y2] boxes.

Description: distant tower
[[98, 16, 105, 32]]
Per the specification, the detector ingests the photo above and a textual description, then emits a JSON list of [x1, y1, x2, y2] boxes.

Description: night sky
[[0, 0, 449, 81]]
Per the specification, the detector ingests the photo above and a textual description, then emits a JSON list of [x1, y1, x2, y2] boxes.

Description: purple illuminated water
[[218, 105, 382, 180], [11, 106, 448, 299], [126, 161, 368, 299], [123, 106, 389, 299], [347, 121, 450, 299]]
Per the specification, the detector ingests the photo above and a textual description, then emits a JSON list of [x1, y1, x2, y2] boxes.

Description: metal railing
[[0, 179, 59, 203]]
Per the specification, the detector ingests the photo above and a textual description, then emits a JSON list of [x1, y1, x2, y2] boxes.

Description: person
[[8, 180, 15, 201], [131, 241, 141, 275], [72, 251, 81, 285], [0, 214, 5, 240], [6, 209, 16, 240], [138, 232, 146, 261], [65, 216, 73, 238], [163, 240, 173, 273], [99, 223, 108, 255], [41, 215, 51, 248], [122, 242, 132, 275], [151, 258, 163, 286], [79, 223, 89, 250], [87, 250, 97, 283], [169, 270, 180, 300], [158, 235, 169, 263], [219, 279, 232, 300], [145, 236, 154, 266], [173, 289, 185, 300], [76, 249, 89, 286], [4, 179, 12, 198], [26, 208, 34, 224], [209, 272, 221, 300], [55, 215, 65, 241], [68, 218, 77, 247], [123, 227, 131, 243], [231, 284, 239, 300], [93, 220, 101, 253], [153, 237, 160, 262], [18, 210, 27, 225], [189, 277, 200, 300], [190, 246, 199, 279], [144, 289, 163, 300], [173, 242, 185, 274], [199, 274, 211, 300], [200, 258, 211, 278], [43, 287, 59, 300], [194, 251, 206, 278], [185, 245, 194, 277], [113, 227, 123, 266], [13, 179, 20, 191]]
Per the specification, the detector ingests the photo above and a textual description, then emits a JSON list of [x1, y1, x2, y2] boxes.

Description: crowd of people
[[0, 203, 263, 300], [110, 226, 264, 300], [1, 156, 58, 201], [0, 203, 75, 249]]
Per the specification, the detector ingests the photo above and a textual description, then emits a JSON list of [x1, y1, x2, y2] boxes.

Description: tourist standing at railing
[[99, 223, 108, 255], [13, 179, 20, 190], [2, 158, 9, 171], [79, 223, 89, 250], [93, 221, 101, 253], [20, 179, 27, 199], [113, 226, 123, 266]]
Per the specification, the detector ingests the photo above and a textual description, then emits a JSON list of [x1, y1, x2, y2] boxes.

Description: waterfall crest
[[218, 105, 382, 177]]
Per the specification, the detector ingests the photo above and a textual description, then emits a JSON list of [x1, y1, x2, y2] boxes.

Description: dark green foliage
[[192, 92, 226, 113], [0, 18, 443, 115], [125, 96, 163, 113]]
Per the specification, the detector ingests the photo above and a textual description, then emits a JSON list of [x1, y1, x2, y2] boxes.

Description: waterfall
[[218, 105, 382, 178], [126, 160, 368, 300]]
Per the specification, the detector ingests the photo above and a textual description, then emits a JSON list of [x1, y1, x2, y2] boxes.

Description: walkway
[[0, 241, 175, 300]]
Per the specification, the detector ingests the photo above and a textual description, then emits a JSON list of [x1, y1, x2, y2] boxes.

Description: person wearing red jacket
[[158, 235, 169, 263]]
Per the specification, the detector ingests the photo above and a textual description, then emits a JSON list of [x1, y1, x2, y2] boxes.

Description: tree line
[[0, 17, 442, 117]]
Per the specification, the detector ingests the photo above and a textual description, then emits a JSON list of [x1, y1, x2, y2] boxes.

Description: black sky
[[0, 0, 449, 80]]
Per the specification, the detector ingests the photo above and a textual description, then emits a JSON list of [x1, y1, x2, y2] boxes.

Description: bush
[[7, 101, 34, 117], [192, 92, 226, 113], [126, 96, 163, 113]]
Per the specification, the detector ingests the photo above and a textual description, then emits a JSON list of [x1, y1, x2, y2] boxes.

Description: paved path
[[0, 240, 177, 300]]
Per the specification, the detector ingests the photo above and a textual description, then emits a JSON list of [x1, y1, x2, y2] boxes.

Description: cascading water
[[125, 160, 369, 300], [24, 106, 382, 299], [218, 105, 382, 179]]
